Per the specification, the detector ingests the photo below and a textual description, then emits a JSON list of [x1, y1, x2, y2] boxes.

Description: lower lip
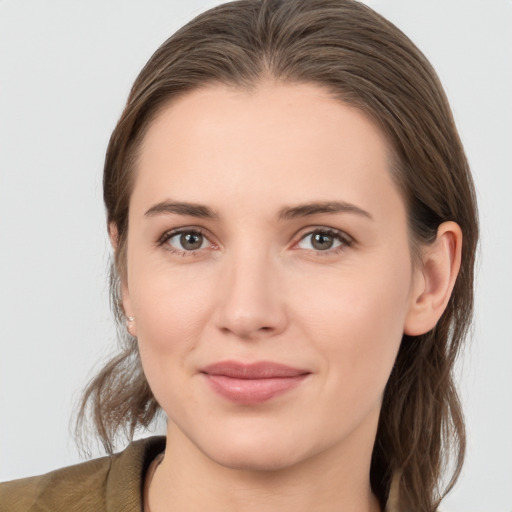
[[203, 374, 308, 404]]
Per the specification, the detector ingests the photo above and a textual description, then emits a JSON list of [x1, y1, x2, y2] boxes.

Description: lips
[[200, 361, 310, 404]]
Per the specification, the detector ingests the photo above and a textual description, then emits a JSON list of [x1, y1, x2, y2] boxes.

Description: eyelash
[[156, 227, 353, 257], [157, 228, 215, 257], [294, 228, 353, 256]]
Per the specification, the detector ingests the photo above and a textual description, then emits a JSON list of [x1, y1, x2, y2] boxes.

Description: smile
[[200, 361, 311, 405]]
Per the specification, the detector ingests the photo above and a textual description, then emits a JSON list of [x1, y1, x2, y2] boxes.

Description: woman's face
[[123, 83, 423, 471]]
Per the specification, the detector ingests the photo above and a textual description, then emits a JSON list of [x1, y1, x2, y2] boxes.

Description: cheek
[[130, 278, 212, 420], [129, 254, 216, 338], [127, 261, 218, 393], [294, 256, 412, 397]]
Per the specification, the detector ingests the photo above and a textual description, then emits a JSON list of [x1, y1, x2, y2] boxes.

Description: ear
[[108, 222, 119, 250], [404, 221, 462, 336], [109, 222, 137, 337]]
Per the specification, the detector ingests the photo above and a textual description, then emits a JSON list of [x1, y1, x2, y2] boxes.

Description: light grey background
[[1, 1, 511, 511]]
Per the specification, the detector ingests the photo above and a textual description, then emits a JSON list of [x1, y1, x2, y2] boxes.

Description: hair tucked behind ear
[[76, 1, 478, 510]]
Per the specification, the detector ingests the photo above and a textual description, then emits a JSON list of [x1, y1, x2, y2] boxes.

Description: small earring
[[126, 316, 136, 337]]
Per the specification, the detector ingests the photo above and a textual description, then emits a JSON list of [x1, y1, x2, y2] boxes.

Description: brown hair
[[76, 1, 478, 510]]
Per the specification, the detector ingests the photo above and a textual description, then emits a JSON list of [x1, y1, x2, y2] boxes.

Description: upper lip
[[201, 360, 310, 379]]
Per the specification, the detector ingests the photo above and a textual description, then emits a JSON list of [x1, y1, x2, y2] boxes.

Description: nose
[[215, 250, 288, 340]]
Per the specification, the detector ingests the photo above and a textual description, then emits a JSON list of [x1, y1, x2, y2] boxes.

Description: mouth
[[200, 360, 311, 404]]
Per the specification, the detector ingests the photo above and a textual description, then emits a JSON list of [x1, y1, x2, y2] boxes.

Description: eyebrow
[[278, 201, 373, 220], [144, 199, 372, 221], [145, 201, 217, 219]]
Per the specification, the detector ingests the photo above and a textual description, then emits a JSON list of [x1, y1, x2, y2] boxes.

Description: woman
[[0, 1, 478, 511]]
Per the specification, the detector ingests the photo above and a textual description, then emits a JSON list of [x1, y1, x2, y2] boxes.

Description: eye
[[296, 229, 350, 252], [162, 229, 211, 253]]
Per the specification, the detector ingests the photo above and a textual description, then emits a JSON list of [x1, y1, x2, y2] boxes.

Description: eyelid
[[292, 226, 354, 251], [155, 225, 354, 256], [157, 226, 217, 254]]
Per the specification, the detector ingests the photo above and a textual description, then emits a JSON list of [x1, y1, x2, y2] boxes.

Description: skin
[[119, 82, 461, 512]]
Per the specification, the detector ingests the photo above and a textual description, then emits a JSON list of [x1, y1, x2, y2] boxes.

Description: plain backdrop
[[1, 1, 511, 511]]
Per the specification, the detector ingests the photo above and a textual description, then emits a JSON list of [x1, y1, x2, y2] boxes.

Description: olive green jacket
[[1, 436, 400, 511], [0, 436, 166, 512]]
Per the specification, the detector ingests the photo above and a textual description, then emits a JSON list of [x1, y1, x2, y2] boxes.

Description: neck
[[148, 422, 382, 512]]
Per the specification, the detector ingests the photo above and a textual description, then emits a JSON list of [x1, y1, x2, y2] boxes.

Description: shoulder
[[0, 456, 110, 512], [0, 436, 166, 512]]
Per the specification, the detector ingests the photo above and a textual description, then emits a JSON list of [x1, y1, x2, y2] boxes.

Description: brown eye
[[311, 232, 335, 250], [165, 230, 208, 252], [297, 229, 347, 252], [180, 232, 203, 250]]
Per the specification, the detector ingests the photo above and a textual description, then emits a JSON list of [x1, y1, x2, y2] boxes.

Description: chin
[[197, 427, 315, 473], [209, 446, 302, 473]]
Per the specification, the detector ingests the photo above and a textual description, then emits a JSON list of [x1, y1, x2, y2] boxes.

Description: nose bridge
[[216, 243, 287, 339]]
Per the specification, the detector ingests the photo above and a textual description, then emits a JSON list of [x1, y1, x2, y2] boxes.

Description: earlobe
[[109, 222, 137, 336], [109, 222, 119, 250], [404, 221, 462, 336], [121, 280, 137, 337], [126, 315, 137, 337]]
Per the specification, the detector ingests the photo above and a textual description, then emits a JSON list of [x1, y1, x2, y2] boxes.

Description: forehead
[[131, 82, 403, 220]]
